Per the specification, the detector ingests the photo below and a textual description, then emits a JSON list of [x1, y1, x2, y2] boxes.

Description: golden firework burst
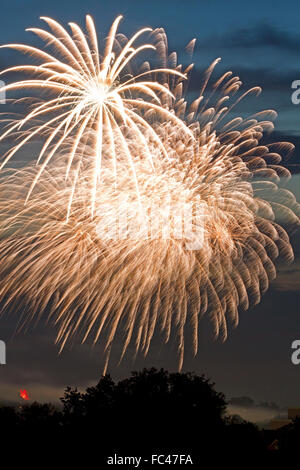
[[0, 16, 299, 372]]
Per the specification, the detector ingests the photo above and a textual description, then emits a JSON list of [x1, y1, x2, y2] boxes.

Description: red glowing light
[[20, 389, 30, 400]]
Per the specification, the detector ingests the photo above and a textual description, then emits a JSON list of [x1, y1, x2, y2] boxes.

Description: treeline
[[0, 368, 299, 463]]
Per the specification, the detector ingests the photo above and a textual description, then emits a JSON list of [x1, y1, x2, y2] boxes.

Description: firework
[[0, 15, 192, 216], [0, 17, 299, 371]]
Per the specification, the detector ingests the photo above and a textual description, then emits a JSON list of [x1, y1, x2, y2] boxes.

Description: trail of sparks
[[0, 15, 192, 216], [0, 16, 299, 372]]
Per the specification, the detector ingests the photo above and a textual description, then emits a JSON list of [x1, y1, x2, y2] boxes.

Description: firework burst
[[0, 17, 299, 371], [0, 15, 191, 216]]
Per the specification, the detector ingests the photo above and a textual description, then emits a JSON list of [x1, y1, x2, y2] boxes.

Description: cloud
[[226, 24, 300, 52], [186, 64, 300, 96], [272, 261, 300, 292], [228, 405, 282, 425], [230, 396, 255, 408], [228, 395, 284, 425], [196, 23, 300, 53]]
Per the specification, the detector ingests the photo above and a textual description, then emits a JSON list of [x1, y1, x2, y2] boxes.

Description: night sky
[[0, 0, 300, 423]]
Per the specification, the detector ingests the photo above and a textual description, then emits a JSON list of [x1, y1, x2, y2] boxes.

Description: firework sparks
[[0, 17, 299, 371], [0, 15, 192, 216]]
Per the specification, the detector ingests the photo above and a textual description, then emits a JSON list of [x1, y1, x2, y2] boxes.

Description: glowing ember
[[20, 389, 30, 400]]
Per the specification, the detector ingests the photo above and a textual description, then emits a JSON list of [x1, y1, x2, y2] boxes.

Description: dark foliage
[[0, 368, 295, 464]]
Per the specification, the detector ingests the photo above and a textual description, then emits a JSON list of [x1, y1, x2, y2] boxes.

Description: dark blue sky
[[2, 0, 300, 39], [1, 0, 300, 133], [0, 0, 300, 422]]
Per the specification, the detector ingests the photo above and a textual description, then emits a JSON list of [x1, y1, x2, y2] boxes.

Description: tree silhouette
[[0, 368, 289, 463], [59, 368, 227, 455]]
